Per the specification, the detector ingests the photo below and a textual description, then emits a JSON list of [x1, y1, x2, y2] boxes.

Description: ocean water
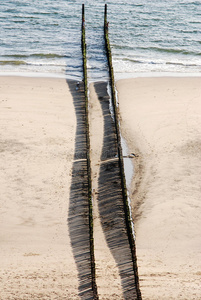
[[0, 0, 201, 80]]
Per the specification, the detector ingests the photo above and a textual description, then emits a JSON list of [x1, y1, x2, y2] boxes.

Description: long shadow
[[94, 81, 138, 299], [66, 79, 93, 300]]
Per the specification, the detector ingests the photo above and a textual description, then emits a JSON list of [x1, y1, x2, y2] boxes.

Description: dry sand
[[0, 76, 79, 299], [117, 77, 201, 300]]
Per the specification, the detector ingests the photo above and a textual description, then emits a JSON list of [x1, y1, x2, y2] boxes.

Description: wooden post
[[104, 4, 107, 28], [82, 3, 84, 21]]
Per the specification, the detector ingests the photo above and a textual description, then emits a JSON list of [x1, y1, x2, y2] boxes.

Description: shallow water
[[1, 0, 201, 79]]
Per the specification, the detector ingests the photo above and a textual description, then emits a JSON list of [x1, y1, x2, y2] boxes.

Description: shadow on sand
[[67, 79, 137, 299], [94, 81, 138, 299], [66, 79, 93, 300]]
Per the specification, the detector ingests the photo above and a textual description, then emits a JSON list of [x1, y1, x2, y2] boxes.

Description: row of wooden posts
[[81, 4, 98, 299], [81, 4, 141, 299]]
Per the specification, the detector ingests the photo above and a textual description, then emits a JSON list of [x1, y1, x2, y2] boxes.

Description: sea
[[0, 0, 201, 81]]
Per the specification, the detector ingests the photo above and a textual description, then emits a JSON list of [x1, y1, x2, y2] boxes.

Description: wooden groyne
[[81, 4, 98, 299], [104, 4, 142, 300], [79, 4, 141, 298]]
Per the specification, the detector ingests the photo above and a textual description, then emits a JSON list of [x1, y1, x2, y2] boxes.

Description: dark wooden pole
[[104, 4, 107, 25]]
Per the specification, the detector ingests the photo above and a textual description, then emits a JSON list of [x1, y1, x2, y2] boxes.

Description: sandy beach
[[117, 77, 201, 299], [0, 76, 79, 299], [1, 75, 201, 299]]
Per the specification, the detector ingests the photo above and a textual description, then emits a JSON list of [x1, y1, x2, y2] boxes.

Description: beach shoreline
[[1, 70, 201, 81]]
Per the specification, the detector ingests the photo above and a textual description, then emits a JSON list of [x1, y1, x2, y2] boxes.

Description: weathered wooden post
[[82, 3, 84, 23], [104, 4, 107, 32]]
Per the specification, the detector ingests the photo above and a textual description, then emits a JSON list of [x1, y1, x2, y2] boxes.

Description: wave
[[0, 60, 27, 66], [1, 53, 68, 59], [166, 61, 199, 67], [12, 20, 26, 23], [122, 58, 144, 64], [112, 44, 135, 51], [30, 53, 66, 59], [4, 8, 19, 13], [190, 1, 200, 6], [116, 57, 201, 68], [0, 60, 67, 67], [137, 46, 201, 56]]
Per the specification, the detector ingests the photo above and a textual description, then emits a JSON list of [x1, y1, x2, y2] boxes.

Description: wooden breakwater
[[104, 4, 142, 300], [81, 4, 98, 299]]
